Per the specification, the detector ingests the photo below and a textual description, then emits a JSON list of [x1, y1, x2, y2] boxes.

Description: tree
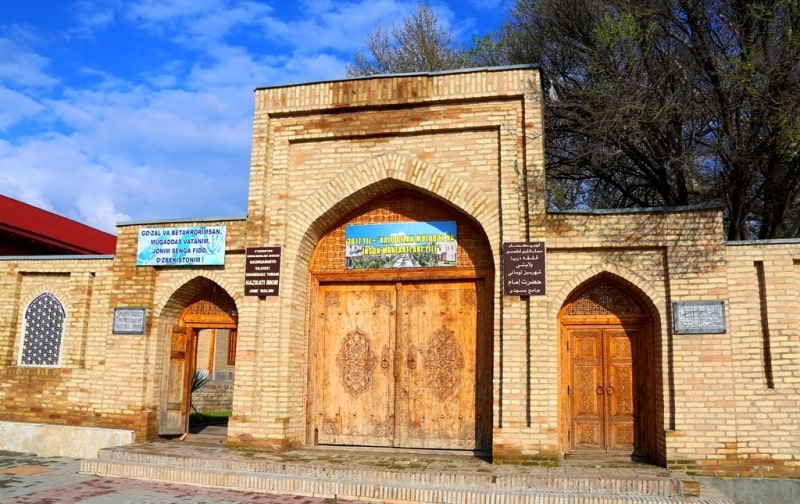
[[491, 0, 800, 240], [346, 1, 468, 76]]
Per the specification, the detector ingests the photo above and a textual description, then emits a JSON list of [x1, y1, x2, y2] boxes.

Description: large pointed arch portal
[[308, 189, 494, 452]]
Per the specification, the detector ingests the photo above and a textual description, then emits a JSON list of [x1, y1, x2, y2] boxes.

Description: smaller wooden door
[[569, 326, 636, 452], [159, 325, 194, 435]]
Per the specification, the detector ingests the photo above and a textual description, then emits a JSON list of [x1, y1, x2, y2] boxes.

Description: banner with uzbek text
[[345, 221, 457, 269], [136, 226, 226, 266]]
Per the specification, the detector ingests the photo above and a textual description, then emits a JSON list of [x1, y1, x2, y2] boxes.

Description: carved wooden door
[[159, 325, 194, 435], [569, 326, 636, 452], [316, 280, 486, 450], [316, 283, 396, 446], [394, 280, 483, 450]]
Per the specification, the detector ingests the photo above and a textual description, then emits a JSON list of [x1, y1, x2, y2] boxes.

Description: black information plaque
[[113, 307, 146, 334], [245, 247, 281, 296], [673, 301, 726, 334], [503, 241, 546, 296]]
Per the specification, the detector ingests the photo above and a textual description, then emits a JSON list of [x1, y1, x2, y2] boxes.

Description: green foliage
[[189, 410, 231, 426], [489, 0, 800, 239], [191, 369, 210, 393]]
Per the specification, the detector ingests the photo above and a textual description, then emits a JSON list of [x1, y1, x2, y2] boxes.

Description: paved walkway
[[1, 438, 738, 503], [0, 450, 361, 503]]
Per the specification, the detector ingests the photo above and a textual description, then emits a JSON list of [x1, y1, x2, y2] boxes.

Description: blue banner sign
[[345, 221, 457, 269], [136, 226, 226, 266]]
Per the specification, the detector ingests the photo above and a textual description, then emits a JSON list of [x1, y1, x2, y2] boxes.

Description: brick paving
[[0, 450, 361, 504], [1, 442, 738, 504]]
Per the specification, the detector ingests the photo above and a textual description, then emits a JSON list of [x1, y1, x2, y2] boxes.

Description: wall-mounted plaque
[[113, 308, 146, 334], [673, 301, 726, 334], [245, 247, 281, 296], [503, 241, 546, 296]]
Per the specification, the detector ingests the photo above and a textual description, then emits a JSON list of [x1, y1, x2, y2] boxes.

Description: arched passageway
[[308, 189, 494, 452], [159, 281, 238, 436], [559, 278, 661, 463]]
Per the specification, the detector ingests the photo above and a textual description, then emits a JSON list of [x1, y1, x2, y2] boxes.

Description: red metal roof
[[0, 195, 117, 255]]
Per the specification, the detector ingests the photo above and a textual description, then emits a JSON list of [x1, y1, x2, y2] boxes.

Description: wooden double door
[[314, 279, 490, 451], [567, 325, 640, 453]]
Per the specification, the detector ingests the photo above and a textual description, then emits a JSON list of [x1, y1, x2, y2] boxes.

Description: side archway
[[558, 275, 664, 465], [157, 277, 238, 436]]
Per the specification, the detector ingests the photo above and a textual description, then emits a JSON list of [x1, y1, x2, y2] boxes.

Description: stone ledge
[[0, 420, 134, 458]]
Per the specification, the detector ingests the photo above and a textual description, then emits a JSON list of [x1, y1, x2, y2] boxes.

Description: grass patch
[[189, 410, 231, 425]]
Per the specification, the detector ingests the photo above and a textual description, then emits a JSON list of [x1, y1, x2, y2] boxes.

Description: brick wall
[[191, 381, 233, 413], [0, 257, 121, 432], [713, 241, 800, 477]]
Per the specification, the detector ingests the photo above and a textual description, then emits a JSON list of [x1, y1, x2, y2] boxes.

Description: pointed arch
[[305, 187, 495, 450], [155, 276, 239, 437], [155, 273, 239, 323], [549, 265, 665, 322], [558, 274, 665, 466], [288, 153, 499, 276]]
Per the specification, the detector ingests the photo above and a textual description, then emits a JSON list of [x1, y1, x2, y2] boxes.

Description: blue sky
[[0, 0, 506, 234]]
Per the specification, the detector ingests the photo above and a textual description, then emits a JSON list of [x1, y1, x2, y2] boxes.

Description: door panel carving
[[570, 329, 603, 450], [395, 281, 481, 450], [317, 284, 395, 446], [315, 280, 487, 451], [568, 326, 638, 453], [606, 328, 635, 451]]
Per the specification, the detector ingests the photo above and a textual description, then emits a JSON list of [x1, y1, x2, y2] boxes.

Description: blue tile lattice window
[[21, 292, 66, 366]]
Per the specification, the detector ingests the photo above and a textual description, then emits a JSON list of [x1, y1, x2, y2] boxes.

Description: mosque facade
[[1, 66, 798, 477]]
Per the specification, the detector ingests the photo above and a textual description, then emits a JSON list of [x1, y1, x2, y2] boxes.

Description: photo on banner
[[345, 221, 457, 269]]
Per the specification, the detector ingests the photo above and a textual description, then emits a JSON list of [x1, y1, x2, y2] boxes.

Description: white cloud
[[1, 0, 498, 233], [76, 193, 130, 232], [0, 87, 48, 130], [0, 37, 59, 89], [70, 0, 117, 36]]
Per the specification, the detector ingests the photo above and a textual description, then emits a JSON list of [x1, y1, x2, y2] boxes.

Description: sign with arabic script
[[673, 301, 726, 334], [503, 241, 546, 296]]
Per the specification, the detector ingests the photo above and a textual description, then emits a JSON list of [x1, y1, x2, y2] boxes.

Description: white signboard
[[113, 308, 146, 334], [673, 301, 726, 334]]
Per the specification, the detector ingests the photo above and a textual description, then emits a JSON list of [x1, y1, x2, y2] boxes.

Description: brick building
[[1, 66, 798, 477]]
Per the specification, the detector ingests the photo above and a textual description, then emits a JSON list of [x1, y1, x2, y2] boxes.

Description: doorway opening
[[159, 283, 238, 438], [308, 189, 494, 453], [559, 278, 659, 464]]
